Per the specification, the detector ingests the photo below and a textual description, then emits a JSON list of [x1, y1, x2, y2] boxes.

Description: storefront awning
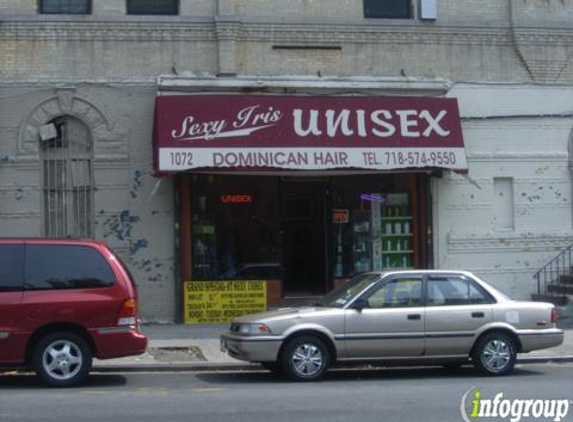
[[153, 94, 467, 175]]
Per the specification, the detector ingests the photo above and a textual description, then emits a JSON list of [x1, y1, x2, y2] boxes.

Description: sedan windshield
[[315, 273, 381, 308]]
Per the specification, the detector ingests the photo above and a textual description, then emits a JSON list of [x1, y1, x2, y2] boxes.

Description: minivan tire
[[33, 331, 92, 387], [280, 335, 330, 381]]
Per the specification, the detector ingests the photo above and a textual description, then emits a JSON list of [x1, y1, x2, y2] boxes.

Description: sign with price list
[[184, 281, 267, 324]]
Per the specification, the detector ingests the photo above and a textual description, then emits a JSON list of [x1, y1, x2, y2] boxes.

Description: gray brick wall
[[1, 0, 572, 319]]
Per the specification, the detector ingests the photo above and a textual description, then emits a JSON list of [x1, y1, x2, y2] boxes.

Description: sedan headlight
[[236, 323, 271, 335]]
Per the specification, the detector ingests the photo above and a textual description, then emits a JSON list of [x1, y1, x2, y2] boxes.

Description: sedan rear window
[[427, 276, 491, 306], [24, 245, 116, 290]]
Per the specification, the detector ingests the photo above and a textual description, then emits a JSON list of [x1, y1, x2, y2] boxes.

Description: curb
[[92, 355, 573, 373], [92, 363, 259, 373], [516, 355, 573, 364]]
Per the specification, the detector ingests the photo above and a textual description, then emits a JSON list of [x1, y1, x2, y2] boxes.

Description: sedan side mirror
[[352, 297, 368, 312]]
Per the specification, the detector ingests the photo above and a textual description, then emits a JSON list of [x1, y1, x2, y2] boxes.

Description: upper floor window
[[364, 0, 412, 19], [127, 0, 179, 15], [39, 0, 91, 14]]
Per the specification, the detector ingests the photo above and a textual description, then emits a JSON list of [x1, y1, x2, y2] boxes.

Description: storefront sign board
[[153, 95, 467, 174], [184, 280, 267, 324]]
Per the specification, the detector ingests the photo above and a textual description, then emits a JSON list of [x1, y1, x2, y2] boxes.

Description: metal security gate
[[41, 117, 93, 238]]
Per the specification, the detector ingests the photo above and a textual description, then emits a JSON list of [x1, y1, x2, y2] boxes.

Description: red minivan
[[0, 239, 147, 387]]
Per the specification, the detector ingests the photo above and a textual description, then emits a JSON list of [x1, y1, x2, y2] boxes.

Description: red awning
[[153, 94, 467, 176]]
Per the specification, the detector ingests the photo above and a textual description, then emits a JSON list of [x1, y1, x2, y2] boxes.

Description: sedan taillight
[[551, 307, 558, 324]]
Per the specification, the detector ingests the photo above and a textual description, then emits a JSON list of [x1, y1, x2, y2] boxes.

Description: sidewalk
[[93, 324, 573, 372]]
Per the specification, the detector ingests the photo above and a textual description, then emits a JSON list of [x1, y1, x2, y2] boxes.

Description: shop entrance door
[[281, 180, 328, 295]]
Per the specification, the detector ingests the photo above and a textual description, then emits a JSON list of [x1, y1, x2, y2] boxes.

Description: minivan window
[[0, 244, 24, 291], [25, 245, 115, 290]]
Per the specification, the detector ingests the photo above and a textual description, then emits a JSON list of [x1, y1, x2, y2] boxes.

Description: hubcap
[[481, 339, 511, 372], [291, 343, 323, 376], [42, 340, 83, 381]]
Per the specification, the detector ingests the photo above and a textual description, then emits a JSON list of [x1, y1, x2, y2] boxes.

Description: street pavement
[[2, 364, 573, 422], [92, 323, 573, 371]]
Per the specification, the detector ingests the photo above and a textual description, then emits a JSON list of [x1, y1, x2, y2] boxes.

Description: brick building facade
[[1, 0, 572, 321]]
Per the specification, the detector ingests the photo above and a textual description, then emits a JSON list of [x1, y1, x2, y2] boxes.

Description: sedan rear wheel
[[33, 332, 92, 387], [281, 335, 330, 381], [472, 332, 516, 376]]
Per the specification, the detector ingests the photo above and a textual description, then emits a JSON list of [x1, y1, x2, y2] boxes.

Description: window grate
[[41, 117, 93, 238]]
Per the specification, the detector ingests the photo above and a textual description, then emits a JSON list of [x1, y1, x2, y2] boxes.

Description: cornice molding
[[513, 28, 573, 45], [0, 21, 216, 41], [447, 233, 573, 254], [238, 24, 514, 46], [215, 17, 240, 40], [0, 20, 518, 46], [1, 17, 570, 47]]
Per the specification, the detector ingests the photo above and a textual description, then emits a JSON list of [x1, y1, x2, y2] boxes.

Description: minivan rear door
[[0, 243, 24, 362]]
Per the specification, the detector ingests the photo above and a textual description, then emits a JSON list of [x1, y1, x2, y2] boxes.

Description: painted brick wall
[[1, 0, 572, 320], [3, 0, 571, 22], [0, 0, 36, 14], [437, 85, 573, 299], [0, 84, 176, 321]]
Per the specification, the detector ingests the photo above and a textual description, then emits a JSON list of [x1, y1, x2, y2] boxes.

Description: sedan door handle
[[471, 312, 485, 318], [407, 314, 421, 320]]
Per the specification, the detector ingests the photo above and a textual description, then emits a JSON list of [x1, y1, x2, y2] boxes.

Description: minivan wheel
[[472, 332, 516, 376], [33, 332, 92, 387], [281, 335, 330, 381]]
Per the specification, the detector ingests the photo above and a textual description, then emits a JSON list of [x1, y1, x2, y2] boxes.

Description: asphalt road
[[1, 364, 572, 422]]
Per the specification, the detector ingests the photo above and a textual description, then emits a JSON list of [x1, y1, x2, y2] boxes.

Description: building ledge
[[157, 74, 452, 96]]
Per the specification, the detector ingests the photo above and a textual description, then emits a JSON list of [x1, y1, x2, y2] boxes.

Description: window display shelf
[[381, 234, 412, 238], [380, 216, 412, 221], [382, 250, 414, 254]]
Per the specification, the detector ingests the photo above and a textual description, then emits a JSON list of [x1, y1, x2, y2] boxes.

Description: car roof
[[367, 269, 477, 277], [0, 238, 107, 246]]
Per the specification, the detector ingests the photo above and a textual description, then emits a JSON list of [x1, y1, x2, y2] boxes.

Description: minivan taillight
[[117, 298, 137, 326], [551, 307, 558, 324]]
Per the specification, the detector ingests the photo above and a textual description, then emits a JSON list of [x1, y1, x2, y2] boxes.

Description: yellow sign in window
[[184, 281, 267, 324]]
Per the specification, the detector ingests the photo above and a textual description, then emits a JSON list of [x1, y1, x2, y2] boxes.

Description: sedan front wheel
[[281, 335, 330, 381]]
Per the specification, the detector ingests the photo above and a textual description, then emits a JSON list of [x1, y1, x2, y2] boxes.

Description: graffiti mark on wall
[[132, 258, 170, 283], [130, 238, 149, 254], [14, 188, 27, 202], [103, 210, 140, 241], [130, 170, 144, 199]]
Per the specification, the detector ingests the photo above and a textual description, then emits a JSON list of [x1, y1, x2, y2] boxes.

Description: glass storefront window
[[188, 173, 426, 292], [331, 175, 413, 279], [191, 175, 282, 280]]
